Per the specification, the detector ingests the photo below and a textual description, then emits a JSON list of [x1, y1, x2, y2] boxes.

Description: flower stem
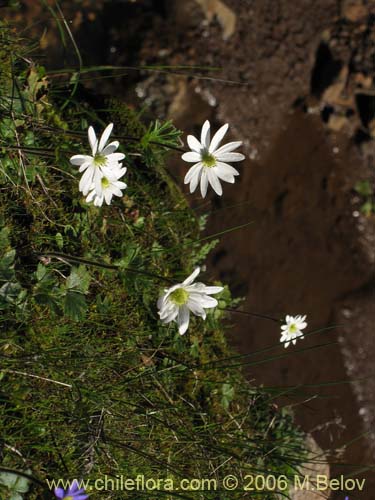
[[37, 251, 174, 283], [221, 307, 280, 323]]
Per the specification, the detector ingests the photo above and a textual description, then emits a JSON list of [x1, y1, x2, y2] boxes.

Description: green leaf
[[55, 232, 64, 250], [35, 263, 48, 282], [64, 290, 87, 321], [361, 200, 374, 216], [33, 264, 61, 314], [134, 216, 145, 228], [0, 470, 31, 496], [221, 383, 235, 409], [0, 227, 10, 252], [0, 249, 16, 281], [141, 119, 182, 150], [9, 493, 23, 500], [355, 180, 372, 197], [65, 266, 90, 293]]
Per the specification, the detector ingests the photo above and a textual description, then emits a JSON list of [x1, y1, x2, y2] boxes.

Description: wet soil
[[3, 0, 375, 497]]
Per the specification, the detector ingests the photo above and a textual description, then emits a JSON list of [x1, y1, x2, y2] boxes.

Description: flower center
[[101, 176, 110, 188], [63, 497, 73, 500], [289, 323, 298, 334], [201, 151, 216, 168], [170, 288, 189, 306], [94, 153, 107, 167]]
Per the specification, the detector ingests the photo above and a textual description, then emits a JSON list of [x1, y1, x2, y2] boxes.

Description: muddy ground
[[3, 0, 375, 498]]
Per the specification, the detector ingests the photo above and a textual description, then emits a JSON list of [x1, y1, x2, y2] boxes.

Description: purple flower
[[54, 480, 88, 500]]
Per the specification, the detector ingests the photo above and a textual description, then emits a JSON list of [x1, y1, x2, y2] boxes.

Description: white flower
[[182, 120, 244, 198], [70, 123, 125, 196], [157, 267, 223, 335], [280, 315, 307, 348], [85, 165, 127, 207]]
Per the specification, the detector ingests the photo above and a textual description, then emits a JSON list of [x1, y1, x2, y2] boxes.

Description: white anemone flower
[[86, 166, 127, 207], [157, 267, 223, 335], [182, 120, 245, 198], [280, 315, 307, 348], [70, 123, 125, 196]]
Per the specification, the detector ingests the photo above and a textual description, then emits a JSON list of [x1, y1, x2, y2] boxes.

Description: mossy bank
[[0, 24, 306, 499]]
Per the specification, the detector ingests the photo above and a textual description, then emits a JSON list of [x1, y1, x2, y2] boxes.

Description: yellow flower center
[[63, 497, 73, 500], [201, 151, 216, 167], [101, 176, 110, 188], [289, 323, 298, 333], [170, 288, 189, 306], [94, 153, 106, 167]]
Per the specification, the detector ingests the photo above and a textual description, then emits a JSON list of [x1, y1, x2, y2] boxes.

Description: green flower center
[[289, 323, 298, 334], [201, 151, 216, 168], [93, 153, 107, 167], [63, 497, 73, 500], [170, 288, 189, 306], [101, 176, 110, 188]]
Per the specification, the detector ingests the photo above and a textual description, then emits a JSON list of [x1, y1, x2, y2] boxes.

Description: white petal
[[104, 166, 126, 180], [94, 194, 104, 207], [187, 135, 203, 153], [215, 162, 239, 177], [104, 190, 113, 205], [94, 170, 104, 193], [214, 141, 242, 155], [79, 167, 94, 195], [200, 285, 223, 295], [88, 126, 98, 155], [101, 141, 119, 155], [184, 163, 203, 184], [200, 120, 211, 148], [183, 267, 200, 286], [182, 151, 201, 163], [187, 297, 206, 318], [110, 186, 124, 197], [106, 152, 125, 163], [209, 123, 229, 153], [98, 123, 114, 152], [207, 169, 223, 196], [162, 308, 179, 324], [159, 302, 177, 320], [114, 181, 127, 190], [70, 154, 91, 166], [157, 293, 168, 310], [86, 190, 96, 203], [189, 167, 202, 193], [200, 169, 209, 198], [216, 152, 245, 162], [199, 295, 218, 308], [177, 306, 190, 335], [79, 161, 92, 173]]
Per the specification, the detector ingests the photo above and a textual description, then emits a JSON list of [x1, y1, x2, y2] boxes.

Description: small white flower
[[157, 267, 223, 335], [70, 123, 125, 196], [86, 166, 127, 207], [182, 120, 244, 198], [280, 315, 307, 348]]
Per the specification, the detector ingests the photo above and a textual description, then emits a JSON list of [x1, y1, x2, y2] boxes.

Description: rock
[[327, 114, 349, 131], [342, 0, 368, 22], [194, 0, 237, 39], [335, 288, 375, 461], [291, 436, 330, 500]]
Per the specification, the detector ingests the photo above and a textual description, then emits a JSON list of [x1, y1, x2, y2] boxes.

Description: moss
[[0, 24, 306, 500]]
